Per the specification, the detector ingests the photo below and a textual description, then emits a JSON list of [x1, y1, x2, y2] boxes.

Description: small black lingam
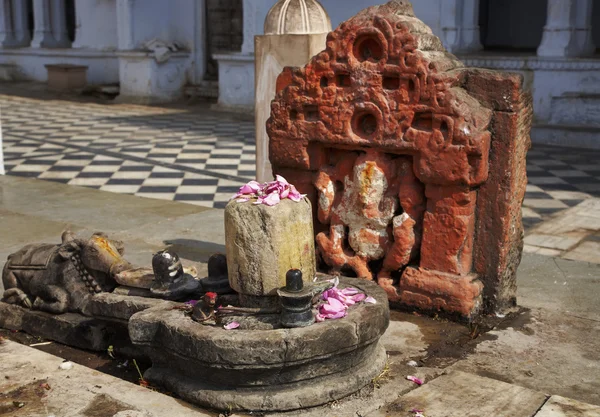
[[199, 254, 232, 294], [150, 250, 200, 300], [277, 269, 315, 328]]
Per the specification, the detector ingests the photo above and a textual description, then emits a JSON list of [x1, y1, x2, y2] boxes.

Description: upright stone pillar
[[538, 0, 595, 57], [0, 114, 5, 175], [0, 0, 15, 47], [31, 0, 59, 48], [11, 0, 32, 46], [255, 0, 331, 182], [441, 0, 482, 54], [50, 0, 71, 47]]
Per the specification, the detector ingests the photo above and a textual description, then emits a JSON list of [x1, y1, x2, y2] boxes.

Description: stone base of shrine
[[0, 293, 175, 356], [143, 342, 388, 412], [395, 268, 484, 320]]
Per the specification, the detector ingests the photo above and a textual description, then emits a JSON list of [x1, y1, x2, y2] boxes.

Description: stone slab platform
[[0, 339, 210, 417], [0, 294, 176, 354], [369, 371, 600, 417]]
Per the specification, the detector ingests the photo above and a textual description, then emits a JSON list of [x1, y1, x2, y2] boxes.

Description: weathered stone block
[[224, 198, 316, 297], [266, 0, 532, 319]]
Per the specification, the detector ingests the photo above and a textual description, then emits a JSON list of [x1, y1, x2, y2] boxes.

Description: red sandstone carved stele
[[266, 1, 532, 319]]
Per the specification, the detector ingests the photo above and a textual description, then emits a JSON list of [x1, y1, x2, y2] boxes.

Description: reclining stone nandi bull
[[1, 231, 133, 314]]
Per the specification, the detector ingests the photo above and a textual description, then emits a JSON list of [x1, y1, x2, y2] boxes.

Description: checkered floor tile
[[2, 91, 600, 219], [521, 146, 600, 229]]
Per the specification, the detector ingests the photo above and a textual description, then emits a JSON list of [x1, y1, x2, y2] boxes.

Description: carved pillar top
[[264, 0, 331, 35]]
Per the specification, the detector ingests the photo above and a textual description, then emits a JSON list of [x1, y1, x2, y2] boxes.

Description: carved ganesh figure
[[314, 150, 424, 281], [266, 1, 533, 319]]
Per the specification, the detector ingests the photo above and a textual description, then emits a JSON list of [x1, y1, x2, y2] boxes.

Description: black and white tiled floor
[[2, 91, 600, 218], [1, 94, 256, 209]]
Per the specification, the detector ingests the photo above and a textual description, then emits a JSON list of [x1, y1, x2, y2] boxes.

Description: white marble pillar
[[116, 0, 134, 50], [11, 0, 31, 46], [0, 113, 5, 175], [441, 0, 482, 54], [573, 0, 595, 56], [31, 0, 59, 47], [0, 0, 16, 47], [538, 0, 595, 57], [50, 0, 70, 47]]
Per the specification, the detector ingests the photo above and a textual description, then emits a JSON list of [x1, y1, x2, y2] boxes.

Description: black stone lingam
[[199, 254, 233, 294], [277, 269, 315, 328], [150, 250, 201, 300]]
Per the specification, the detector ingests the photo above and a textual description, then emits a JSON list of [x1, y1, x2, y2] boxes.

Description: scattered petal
[[224, 322, 240, 330], [407, 360, 419, 367], [351, 293, 366, 303], [184, 300, 199, 307], [229, 177, 305, 206], [59, 361, 74, 370], [262, 192, 281, 206], [406, 375, 423, 385], [341, 287, 359, 296], [364, 296, 377, 304]]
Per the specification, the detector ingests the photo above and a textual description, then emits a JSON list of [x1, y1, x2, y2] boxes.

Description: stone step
[[184, 81, 219, 99], [0, 63, 19, 81], [532, 124, 600, 150], [550, 93, 600, 128]]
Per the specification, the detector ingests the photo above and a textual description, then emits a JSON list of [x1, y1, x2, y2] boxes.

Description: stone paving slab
[[369, 371, 548, 417], [524, 199, 600, 264], [536, 396, 600, 417], [0, 339, 210, 417]]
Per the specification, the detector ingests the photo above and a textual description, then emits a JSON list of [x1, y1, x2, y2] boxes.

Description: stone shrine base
[[0, 277, 390, 412], [145, 345, 387, 412], [129, 278, 390, 412]]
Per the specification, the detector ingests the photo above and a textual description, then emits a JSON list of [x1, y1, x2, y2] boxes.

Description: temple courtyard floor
[[0, 84, 600, 416]]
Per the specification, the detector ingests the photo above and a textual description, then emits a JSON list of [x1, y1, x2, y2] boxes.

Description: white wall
[[73, 0, 118, 50]]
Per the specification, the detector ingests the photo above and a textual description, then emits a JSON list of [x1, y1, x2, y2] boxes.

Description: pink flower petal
[[262, 192, 281, 206], [364, 296, 377, 304], [327, 297, 346, 311], [323, 310, 346, 320], [351, 293, 366, 303], [224, 322, 240, 330], [341, 287, 359, 296], [235, 198, 250, 203], [275, 175, 289, 185], [406, 375, 423, 385]]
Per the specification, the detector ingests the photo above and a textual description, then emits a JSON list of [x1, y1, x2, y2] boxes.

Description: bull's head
[[59, 231, 133, 285]]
